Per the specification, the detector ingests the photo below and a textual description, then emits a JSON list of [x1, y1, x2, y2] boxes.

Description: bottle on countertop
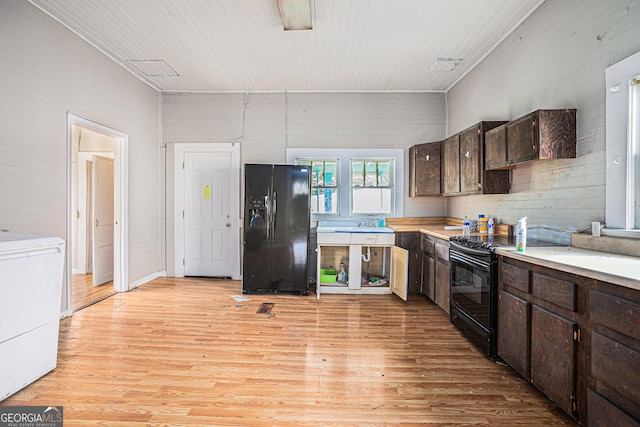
[[516, 217, 527, 252], [478, 214, 488, 234], [462, 216, 470, 237], [487, 217, 495, 235]]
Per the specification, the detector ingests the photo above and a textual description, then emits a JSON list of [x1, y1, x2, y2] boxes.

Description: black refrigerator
[[242, 164, 311, 295]]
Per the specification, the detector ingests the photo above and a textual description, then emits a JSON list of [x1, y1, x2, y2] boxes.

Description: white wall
[[0, 2, 162, 309], [163, 92, 447, 217], [446, 0, 640, 231]]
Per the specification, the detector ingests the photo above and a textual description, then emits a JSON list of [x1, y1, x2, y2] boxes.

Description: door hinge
[[182, 161, 185, 169], [183, 259, 185, 266], [182, 210, 185, 218], [573, 328, 581, 342], [572, 396, 579, 415]]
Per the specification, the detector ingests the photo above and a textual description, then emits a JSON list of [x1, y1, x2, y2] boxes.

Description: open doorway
[[67, 114, 128, 314]]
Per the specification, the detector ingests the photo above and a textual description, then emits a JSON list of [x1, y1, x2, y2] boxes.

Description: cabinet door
[[459, 125, 481, 194], [434, 239, 448, 312], [531, 305, 577, 417], [497, 290, 531, 379], [396, 232, 420, 294], [435, 259, 450, 314], [485, 124, 509, 170], [507, 113, 538, 164], [391, 246, 409, 301], [411, 142, 441, 196], [442, 134, 460, 195], [421, 253, 435, 301]]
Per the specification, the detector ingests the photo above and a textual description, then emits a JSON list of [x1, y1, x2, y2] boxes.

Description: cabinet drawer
[[588, 389, 640, 427], [422, 234, 435, 256], [435, 240, 449, 262], [501, 262, 530, 293], [350, 233, 395, 245], [592, 332, 640, 408], [591, 290, 640, 342], [532, 272, 576, 312], [317, 233, 350, 245], [395, 232, 419, 250]]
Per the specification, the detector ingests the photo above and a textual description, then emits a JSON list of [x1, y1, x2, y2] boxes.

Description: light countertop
[[496, 246, 640, 292], [382, 219, 640, 292]]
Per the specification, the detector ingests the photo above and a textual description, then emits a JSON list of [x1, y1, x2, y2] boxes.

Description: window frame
[[349, 158, 395, 215], [295, 158, 340, 216], [605, 50, 640, 234], [287, 148, 404, 220]]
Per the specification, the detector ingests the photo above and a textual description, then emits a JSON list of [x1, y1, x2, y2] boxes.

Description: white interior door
[[91, 155, 114, 286], [184, 152, 233, 277], [391, 245, 409, 301]]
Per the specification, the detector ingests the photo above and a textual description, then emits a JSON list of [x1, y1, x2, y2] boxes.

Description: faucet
[[359, 218, 380, 227]]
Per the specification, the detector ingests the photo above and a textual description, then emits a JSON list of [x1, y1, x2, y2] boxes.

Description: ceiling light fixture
[[277, 0, 313, 31], [426, 57, 463, 72]]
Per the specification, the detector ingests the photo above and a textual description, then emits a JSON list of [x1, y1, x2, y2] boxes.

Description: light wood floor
[[72, 274, 115, 312], [2, 277, 577, 426]]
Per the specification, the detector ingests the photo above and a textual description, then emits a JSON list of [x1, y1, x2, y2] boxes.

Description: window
[[632, 77, 640, 229], [288, 148, 404, 219], [296, 159, 338, 214], [605, 51, 640, 232], [351, 159, 393, 214]]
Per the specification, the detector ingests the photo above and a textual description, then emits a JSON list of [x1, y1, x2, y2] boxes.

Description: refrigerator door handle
[[264, 195, 271, 240], [272, 191, 277, 239]]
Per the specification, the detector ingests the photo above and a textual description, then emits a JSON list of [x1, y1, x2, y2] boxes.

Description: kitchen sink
[[316, 220, 394, 234]]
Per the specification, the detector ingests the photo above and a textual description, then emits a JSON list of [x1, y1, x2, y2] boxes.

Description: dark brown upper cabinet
[[486, 109, 576, 170], [442, 134, 460, 195], [444, 121, 509, 196], [409, 141, 441, 197]]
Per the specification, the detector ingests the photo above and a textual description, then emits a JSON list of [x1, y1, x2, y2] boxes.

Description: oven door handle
[[450, 251, 490, 272]]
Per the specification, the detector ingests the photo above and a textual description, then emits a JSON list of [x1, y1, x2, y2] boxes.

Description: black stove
[[448, 234, 509, 359]]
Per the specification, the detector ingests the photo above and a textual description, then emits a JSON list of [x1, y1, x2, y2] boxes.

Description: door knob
[[226, 223, 231, 227]]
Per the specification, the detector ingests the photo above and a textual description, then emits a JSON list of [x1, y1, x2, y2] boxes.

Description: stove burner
[[449, 235, 511, 253]]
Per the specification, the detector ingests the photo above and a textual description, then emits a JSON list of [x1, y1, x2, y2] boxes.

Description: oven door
[[450, 249, 492, 329]]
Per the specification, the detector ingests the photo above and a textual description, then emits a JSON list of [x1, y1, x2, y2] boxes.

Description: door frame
[[167, 142, 241, 279], [66, 114, 128, 316]]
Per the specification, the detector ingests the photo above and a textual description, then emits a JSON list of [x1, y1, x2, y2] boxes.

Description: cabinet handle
[[425, 154, 430, 161], [465, 151, 470, 158]]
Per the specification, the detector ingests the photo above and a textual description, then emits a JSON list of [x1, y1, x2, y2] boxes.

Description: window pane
[[378, 161, 390, 186], [311, 162, 324, 187], [324, 161, 337, 186], [352, 187, 391, 214], [365, 161, 377, 186], [352, 161, 364, 186], [310, 188, 338, 214]]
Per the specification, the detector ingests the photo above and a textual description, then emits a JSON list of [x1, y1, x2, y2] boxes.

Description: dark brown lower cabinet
[[421, 235, 435, 301], [589, 286, 640, 424], [497, 256, 583, 423], [498, 255, 640, 426]]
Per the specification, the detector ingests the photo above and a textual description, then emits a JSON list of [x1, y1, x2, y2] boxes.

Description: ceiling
[[30, 0, 544, 93]]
